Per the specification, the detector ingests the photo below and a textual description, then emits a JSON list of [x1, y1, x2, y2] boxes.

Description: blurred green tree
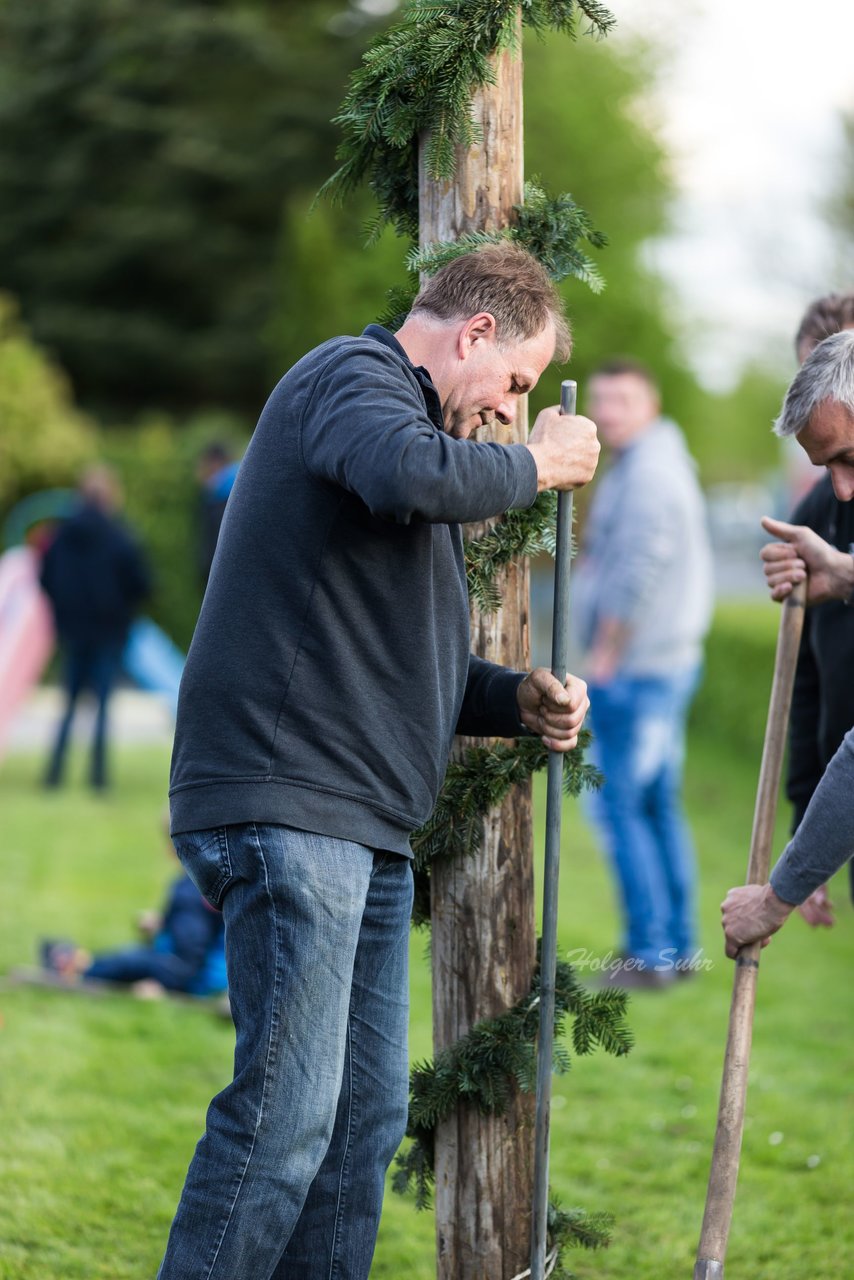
[[0, 0, 385, 418], [0, 295, 94, 515], [522, 29, 706, 431]]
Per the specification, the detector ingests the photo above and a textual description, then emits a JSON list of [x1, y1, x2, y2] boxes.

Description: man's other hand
[[798, 883, 835, 927], [527, 407, 600, 493], [720, 882, 795, 959], [517, 669, 589, 751], [760, 516, 854, 604]]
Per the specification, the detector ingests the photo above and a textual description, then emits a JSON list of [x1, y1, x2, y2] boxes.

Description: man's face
[[440, 318, 556, 440], [586, 373, 659, 450], [797, 399, 854, 502]]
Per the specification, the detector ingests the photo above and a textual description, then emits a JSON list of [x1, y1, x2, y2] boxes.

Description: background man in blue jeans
[[572, 359, 714, 988], [159, 243, 600, 1280]]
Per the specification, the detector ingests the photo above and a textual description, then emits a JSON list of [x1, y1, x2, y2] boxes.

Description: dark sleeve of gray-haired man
[[771, 725, 854, 904]]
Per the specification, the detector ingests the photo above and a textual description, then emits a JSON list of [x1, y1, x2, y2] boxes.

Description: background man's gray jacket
[[169, 325, 538, 855], [571, 417, 714, 676]]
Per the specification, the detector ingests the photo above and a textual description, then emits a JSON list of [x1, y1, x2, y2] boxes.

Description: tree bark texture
[[420, 23, 538, 1280]]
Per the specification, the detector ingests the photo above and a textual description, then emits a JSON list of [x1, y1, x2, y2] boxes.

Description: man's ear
[[457, 312, 497, 359]]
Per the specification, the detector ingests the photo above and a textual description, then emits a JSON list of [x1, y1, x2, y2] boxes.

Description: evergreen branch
[[406, 229, 506, 274], [409, 731, 602, 927], [405, 181, 607, 291], [513, 179, 608, 289], [322, 0, 614, 235], [548, 1201, 614, 1279], [376, 284, 419, 331], [464, 491, 561, 613], [392, 950, 631, 1212]]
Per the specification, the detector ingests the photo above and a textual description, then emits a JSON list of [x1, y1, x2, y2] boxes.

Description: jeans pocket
[[173, 826, 234, 908]]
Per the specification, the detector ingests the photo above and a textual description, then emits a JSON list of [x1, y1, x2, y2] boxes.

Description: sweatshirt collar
[[362, 324, 445, 431]]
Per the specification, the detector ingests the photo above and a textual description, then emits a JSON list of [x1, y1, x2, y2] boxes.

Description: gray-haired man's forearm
[[770, 726, 854, 903]]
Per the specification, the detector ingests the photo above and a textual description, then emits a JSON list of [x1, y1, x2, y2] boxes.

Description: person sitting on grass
[[40, 857, 226, 1000]]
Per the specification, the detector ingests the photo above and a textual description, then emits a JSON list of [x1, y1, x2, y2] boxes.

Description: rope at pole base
[[510, 1244, 558, 1280]]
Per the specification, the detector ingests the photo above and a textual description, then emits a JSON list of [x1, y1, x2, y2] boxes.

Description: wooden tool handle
[[694, 579, 806, 1279]]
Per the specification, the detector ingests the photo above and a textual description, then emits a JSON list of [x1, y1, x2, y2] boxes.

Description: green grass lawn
[[1, 680, 852, 1278]]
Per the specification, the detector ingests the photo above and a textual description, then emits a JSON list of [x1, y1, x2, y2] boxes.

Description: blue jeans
[[158, 824, 413, 1280], [588, 667, 700, 969]]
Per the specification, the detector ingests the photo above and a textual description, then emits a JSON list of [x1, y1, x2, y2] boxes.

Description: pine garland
[[548, 1202, 615, 1280], [377, 179, 608, 328], [392, 953, 633, 1233], [409, 180, 608, 292], [411, 730, 600, 927], [465, 491, 559, 614], [321, 0, 615, 239]]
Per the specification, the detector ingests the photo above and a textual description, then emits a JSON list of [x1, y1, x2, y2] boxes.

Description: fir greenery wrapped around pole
[[322, 3, 631, 1276]]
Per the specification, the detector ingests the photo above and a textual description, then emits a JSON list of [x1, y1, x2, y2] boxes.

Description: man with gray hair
[[722, 329, 854, 956], [760, 299, 854, 927]]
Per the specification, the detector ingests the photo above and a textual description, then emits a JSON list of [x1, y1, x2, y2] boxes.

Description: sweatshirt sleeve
[[455, 654, 528, 738], [300, 346, 538, 525], [770, 725, 854, 904]]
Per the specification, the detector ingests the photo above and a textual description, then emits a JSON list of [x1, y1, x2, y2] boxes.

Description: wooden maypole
[[420, 15, 537, 1278]]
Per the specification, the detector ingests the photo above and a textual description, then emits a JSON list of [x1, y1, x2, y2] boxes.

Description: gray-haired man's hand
[[760, 516, 854, 604]]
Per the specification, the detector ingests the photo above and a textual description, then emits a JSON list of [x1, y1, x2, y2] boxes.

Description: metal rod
[[531, 379, 577, 1280]]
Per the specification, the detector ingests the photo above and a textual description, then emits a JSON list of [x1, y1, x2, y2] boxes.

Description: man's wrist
[[840, 544, 854, 605], [525, 442, 553, 493], [763, 882, 797, 924]]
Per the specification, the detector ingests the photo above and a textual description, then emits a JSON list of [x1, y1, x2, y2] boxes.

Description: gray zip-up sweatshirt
[[771, 724, 854, 904], [169, 326, 539, 854], [571, 418, 714, 676]]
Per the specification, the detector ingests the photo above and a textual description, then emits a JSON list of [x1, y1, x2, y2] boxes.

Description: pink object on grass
[[0, 546, 55, 758]]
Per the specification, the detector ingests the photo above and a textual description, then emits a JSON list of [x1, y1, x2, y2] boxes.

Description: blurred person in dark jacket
[[759, 292, 854, 926], [40, 464, 151, 790]]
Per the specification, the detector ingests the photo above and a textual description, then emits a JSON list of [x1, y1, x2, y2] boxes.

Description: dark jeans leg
[[84, 946, 196, 992], [44, 645, 87, 787], [88, 644, 121, 789]]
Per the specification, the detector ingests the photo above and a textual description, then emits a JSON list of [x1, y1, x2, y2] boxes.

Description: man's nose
[[495, 399, 515, 426], [831, 469, 854, 502]]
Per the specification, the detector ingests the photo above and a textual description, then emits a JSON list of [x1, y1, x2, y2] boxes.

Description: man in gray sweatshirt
[[158, 243, 600, 1280], [723, 330, 854, 957], [572, 359, 714, 987]]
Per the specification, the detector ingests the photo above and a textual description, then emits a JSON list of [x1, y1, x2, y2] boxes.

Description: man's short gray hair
[[774, 330, 854, 437]]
